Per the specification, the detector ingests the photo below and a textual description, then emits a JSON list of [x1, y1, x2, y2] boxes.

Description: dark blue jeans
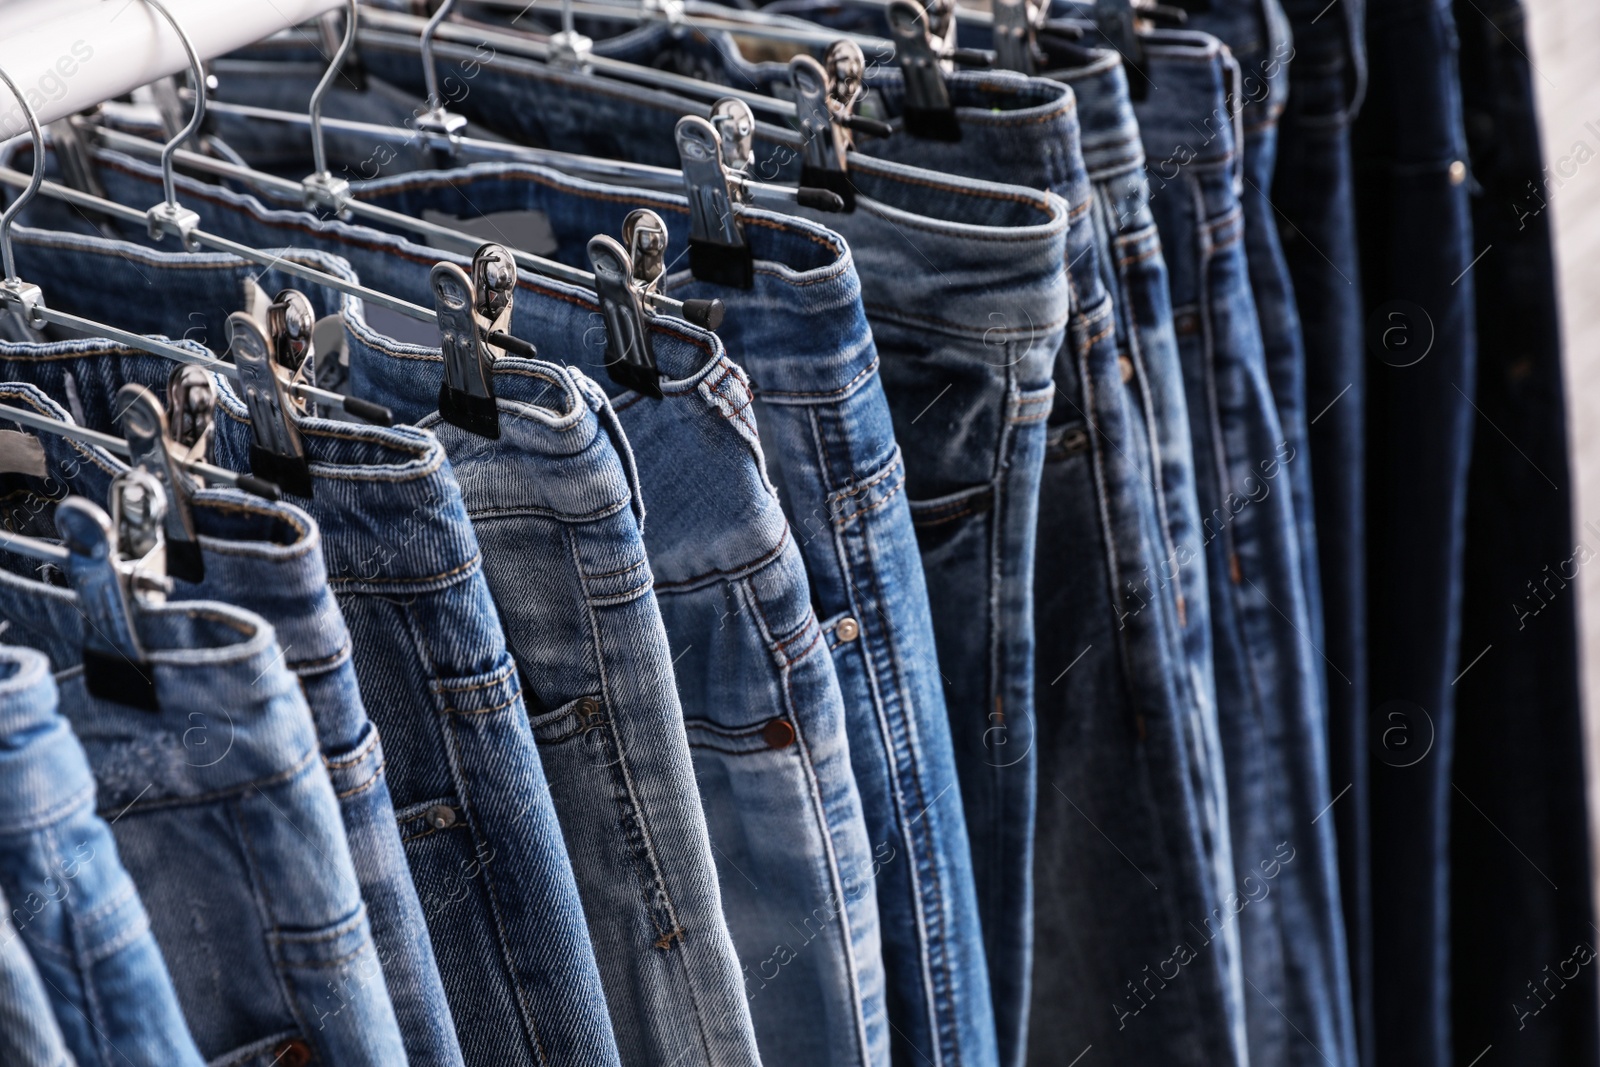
[[1352, 1, 1478, 1064], [1452, 0, 1597, 1063], [1137, 30, 1356, 1067], [1274, 0, 1372, 1062]]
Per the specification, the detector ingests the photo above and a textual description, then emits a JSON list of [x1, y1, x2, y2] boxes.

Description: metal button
[[762, 718, 795, 749], [576, 697, 601, 721], [1449, 160, 1466, 185], [274, 1040, 313, 1067], [425, 804, 458, 830], [1117, 355, 1135, 383], [836, 617, 860, 643]]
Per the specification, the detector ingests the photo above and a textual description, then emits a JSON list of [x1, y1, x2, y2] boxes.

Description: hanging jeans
[[1136, 30, 1356, 1067], [1453, 0, 1598, 1061], [0, 403, 409, 1066], [1352, 0, 1478, 1061], [0, 641, 201, 1067], [0, 223, 624, 1067]]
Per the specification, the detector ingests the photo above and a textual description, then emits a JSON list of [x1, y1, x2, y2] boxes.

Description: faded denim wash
[[0, 395, 408, 1066], [0, 641, 199, 1067], [0, 224, 623, 1067]]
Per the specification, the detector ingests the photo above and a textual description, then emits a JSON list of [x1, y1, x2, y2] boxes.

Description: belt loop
[[576, 369, 648, 532]]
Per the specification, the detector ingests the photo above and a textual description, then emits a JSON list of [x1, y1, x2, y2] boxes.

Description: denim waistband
[[0, 220, 486, 594], [1037, 35, 1145, 178], [1129, 32, 1241, 171], [0, 646, 91, 835], [0, 561, 315, 806]]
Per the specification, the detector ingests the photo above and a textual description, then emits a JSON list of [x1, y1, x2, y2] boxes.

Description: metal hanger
[[0, 489, 170, 709]]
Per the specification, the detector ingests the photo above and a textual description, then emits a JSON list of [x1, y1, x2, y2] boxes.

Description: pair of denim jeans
[[0, 222, 625, 1067], [199, 46, 1073, 1067], [1272, 1, 1372, 1060], [1134, 31, 1356, 1067], [1452, 0, 1598, 1062], [0, 378, 409, 1065], [0, 641, 201, 1066], [1351, 0, 1479, 1063]]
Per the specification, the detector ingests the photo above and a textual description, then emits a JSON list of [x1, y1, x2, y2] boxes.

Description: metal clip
[[887, 0, 961, 142], [792, 54, 857, 211], [432, 257, 499, 439], [676, 115, 753, 289], [992, 0, 1042, 75], [1094, 0, 1151, 100], [165, 365, 215, 463], [117, 383, 202, 584], [57, 490, 166, 710], [709, 98, 756, 178], [267, 289, 317, 378], [310, 315, 351, 414], [46, 116, 107, 200], [923, 0, 959, 62], [589, 217, 661, 399], [624, 209, 668, 295], [230, 311, 313, 498], [472, 243, 517, 361]]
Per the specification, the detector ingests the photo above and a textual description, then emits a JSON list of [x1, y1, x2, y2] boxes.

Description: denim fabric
[[1351, 1, 1478, 1063], [0, 225, 624, 1067], [39, 149, 882, 1066], [1274, 0, 1371, 1060], [337, 301, 762, 1062], [0, 879, 76, 1067], [1453, 0, 1597, 1062], [0, 642, 199, 1067], [170, 490, 464, 1067], [133, 129, 996, 1067], [1136, 32, 1355, 1067], [1022, 34, 1247, 1067], [1179, 0, 1329, 858], [0, 399, 408, 1066], [87, 77, 1068, 1067]]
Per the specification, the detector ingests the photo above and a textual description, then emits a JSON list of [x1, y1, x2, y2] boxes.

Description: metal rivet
[[1449, 160, 1466, 185], [762, 718, 795, 749], [836, 617, 860, 642], [1117, 355, 1135, 383], [274, 1040, 313, 1067], [425, 804, 458, 830], [576, 697, 600, 720]]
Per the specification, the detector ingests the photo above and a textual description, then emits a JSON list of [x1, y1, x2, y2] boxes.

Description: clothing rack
[[0, 0, 344, 138]]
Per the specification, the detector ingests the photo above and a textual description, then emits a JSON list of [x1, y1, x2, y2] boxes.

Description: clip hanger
[[676, 113, 752, 289], [431, 242, 535, 439], [229, 311, 313, 499], [991, 0, 1043, 75], [304, 0, 358, 214], [887, 0, 962, 142], [59, 488, 169, 710], [792, 48, 863, 212], [116, 383, 203, 583]]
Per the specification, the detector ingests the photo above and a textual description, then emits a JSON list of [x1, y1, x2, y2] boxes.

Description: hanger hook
[[421, 0, 459, 112], [309, 0, 359, 180], [141, 0, 208, 215], [0, 63, 45, 286]]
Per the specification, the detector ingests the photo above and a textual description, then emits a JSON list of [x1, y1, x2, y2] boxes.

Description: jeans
[[0, 392, 408, 1066], [354, 331, 761, 1064], [169, 492, 463, 1067], [0, 880, 76, 1067], [0, 223, 624, 1067], [1274, 0, 1371, 1060], [112, 79, 1068, 1067], [0, 641, 201, 1067], [1453, 0, 1597, 1062], [1351, 1, 1478, 1063], [1136, 32, 1355, 1067], [236, 155, 997, 1067], [1010, 32, 1246, 1067]]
